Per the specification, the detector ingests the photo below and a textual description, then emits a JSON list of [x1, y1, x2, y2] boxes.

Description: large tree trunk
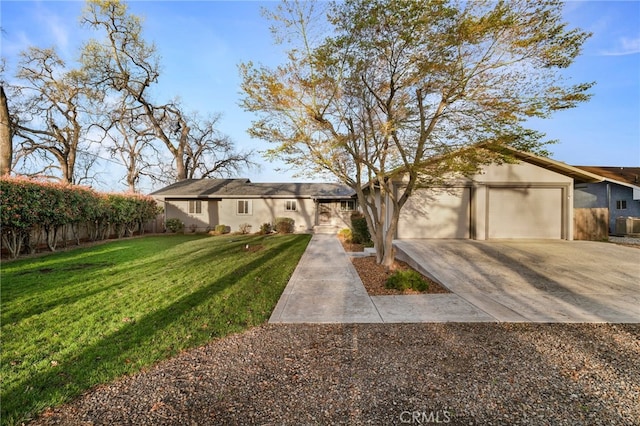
[[0, 86, 12, 176]]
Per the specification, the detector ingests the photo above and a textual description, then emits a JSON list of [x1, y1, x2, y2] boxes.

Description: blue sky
[[1, 1, 639, 191]]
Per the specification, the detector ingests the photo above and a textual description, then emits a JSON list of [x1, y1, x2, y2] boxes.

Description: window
[[285, 200, 297, 211], [237, 200, 252, 215], [340, 200, 356, 211], [616, 200, 627, 210], [188, 200, 202, 214]]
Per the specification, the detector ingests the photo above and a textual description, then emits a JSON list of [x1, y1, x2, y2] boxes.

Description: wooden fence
[[1, 216, 165, 259], [574, 208, 608, 241]]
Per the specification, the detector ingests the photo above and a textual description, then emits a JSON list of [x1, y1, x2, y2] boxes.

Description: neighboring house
[[383, 149, 603, 240], [150, 178, 357, 234], [573, 166, 640, 234]]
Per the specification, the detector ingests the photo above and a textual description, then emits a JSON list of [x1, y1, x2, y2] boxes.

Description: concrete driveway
[[394, 240, 640, 323]]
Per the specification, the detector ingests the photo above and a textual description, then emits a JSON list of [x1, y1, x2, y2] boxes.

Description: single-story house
[[151, 150, 613, 240], [386, 149, 603, 240], [572, 166, 640, 234], [150, 178, 357, 234]]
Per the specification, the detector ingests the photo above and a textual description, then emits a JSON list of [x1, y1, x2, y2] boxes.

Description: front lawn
[[1, 233, 310, 425]]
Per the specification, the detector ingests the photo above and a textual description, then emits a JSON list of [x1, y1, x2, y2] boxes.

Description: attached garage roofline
[[507, 148, 604, 184]]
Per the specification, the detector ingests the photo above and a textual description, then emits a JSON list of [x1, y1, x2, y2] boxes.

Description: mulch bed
[[338, 236, 450, 295], [351, 256, 450, 296]]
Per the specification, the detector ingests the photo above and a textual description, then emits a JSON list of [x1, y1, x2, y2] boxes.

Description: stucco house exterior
[[151, 150, 617, 240], [150, 178, 357, 234], [385, 150, 603, 240], [573, 166, 640, 234]]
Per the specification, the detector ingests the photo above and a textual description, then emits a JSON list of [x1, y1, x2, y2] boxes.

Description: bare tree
[[1, 47, 12, 176], [11, 47, 101, 183], [98, 99, 159, 192], [0, 83, 11, 176], [81, 0, 254, 183], [177, 111, 257, 180]]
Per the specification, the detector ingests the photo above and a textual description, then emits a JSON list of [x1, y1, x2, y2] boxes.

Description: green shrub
[[0, 177, 160, 257], [275, 217, 295, 234], [165, 218, 184, 233], [259, 222, 273, 234], [215, 224, 230, 235], [385, 270, 429, 292], [338, 228, 353, 242], [350, 212, 370, 244]]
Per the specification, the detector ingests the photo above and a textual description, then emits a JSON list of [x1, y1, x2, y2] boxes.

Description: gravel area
[[30, 323, 639, 425], [610, 236, 640, 247]]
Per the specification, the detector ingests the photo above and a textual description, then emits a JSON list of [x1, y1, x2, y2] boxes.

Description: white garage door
[[397, 187, 470, 239], [487, 187, 563, 239]]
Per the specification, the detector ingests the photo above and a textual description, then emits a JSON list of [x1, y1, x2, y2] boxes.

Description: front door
[[318, 203, 332, 224]]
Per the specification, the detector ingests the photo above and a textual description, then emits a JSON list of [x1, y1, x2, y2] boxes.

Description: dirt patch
[[340, 240, 365, 252], [351, 256, 450, 296], [21, 262, 115, 275], [65, 262, 115, 271], [242, 244, 264, 253]]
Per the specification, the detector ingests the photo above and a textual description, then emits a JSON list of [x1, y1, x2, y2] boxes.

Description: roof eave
[[506, 148, 604, 184]]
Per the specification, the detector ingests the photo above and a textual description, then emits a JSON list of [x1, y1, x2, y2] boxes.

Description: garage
[[391, 149, 604, 241], [486, 186, 564, 239], [397, 187, 470, 239]]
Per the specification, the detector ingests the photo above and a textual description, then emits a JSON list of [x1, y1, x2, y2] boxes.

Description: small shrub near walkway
[[385, 269, 430, 292], [0, 233, 311, 426]]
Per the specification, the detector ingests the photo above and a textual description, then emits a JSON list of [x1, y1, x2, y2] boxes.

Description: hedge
[[0, 176, 160, 258]]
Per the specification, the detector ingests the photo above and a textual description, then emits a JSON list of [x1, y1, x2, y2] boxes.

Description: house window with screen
[[616, 200, 627, 210], [237, 200, 251, 215], [341, 200, 356, 211], [188, 200, 202, 214], [285, 200, 297, 211]]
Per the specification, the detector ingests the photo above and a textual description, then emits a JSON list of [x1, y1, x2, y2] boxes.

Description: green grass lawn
[[1, 233, 311, 425]]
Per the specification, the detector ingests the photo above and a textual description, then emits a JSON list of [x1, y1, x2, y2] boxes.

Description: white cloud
[[600, 36, 640, 56]]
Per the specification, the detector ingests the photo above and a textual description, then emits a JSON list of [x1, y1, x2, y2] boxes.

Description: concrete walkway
[[269, 234, 382, 323], [269, 235, 494, 323], [270, 235, 640, 324]]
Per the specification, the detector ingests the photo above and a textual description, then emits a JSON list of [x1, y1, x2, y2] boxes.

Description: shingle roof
[[573, 166, 640, 187], [150, 179, 355, 199]]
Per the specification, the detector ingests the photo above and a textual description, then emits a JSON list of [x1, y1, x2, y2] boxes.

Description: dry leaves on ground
[[339, 236, 449, 295], [351, 255, 450, 296]]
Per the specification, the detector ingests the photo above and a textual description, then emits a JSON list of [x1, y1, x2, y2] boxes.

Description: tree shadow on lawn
[[1, 235, 308, 425], [1, 235, 263, 325]]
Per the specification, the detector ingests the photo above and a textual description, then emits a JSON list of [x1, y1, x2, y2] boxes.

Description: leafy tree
[[241, 0, 593, 267]]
